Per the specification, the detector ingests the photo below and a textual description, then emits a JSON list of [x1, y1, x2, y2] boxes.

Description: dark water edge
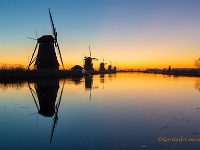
[[0, 69, 83, 80], [0, 69, 117, 80], [119, 70, 200, 78]]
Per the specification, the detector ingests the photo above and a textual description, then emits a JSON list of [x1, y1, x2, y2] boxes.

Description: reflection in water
[[2, 73, 200, 149], [194, 79, 200, 92], [0, 81, 27, 90], [28, 79, 65, 143], [108, 73, 116, 82], [100, 74, 105, 89], [70, 77, 82, 85], [85, 76, 93, 89], [84, 76, 98, 101], [100, 74, 104, 83], [85, 76, 93, 101]]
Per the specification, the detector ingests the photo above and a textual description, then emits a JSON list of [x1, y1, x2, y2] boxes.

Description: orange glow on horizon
[[0, 46, 197, 70], [0, 61, 196, 70]]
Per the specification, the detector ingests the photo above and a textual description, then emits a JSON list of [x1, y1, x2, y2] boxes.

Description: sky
[[0, 0, 200, 70]]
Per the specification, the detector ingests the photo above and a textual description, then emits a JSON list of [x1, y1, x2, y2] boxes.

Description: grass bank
[[0, 69, 83, 80]]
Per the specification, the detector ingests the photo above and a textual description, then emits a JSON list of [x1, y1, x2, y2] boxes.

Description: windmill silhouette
[[113, 63, 117, 72], [99, 57, 107, 72], [28, 9, 64, 70], [83, 46, 98, 72], [108, 60, 112, 72]]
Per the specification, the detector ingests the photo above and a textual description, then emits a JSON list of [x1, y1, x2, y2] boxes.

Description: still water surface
[[0, 73, 200, 150]]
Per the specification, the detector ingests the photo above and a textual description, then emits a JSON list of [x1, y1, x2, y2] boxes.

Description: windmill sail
[[49, 8, 64, 69]]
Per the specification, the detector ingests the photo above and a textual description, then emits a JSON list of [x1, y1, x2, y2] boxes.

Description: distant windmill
[[108, 60, 112, 71], [99, 57, 106, 72], [113, 63, 117, 72], [28, 8, 64, 70], [83, 46, 98, 71]]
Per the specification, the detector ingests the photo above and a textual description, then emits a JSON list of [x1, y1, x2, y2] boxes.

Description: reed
[[0, 64, 82, 79]]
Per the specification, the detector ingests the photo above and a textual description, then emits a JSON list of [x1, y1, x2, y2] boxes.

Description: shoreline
[[0, 69, 117, 81], [1, 69, 199, 83], [0, 69, 83, 80], [118, 70, 200, 78]]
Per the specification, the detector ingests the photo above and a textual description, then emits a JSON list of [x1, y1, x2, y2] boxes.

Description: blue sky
[[1, 0, 200, 69]]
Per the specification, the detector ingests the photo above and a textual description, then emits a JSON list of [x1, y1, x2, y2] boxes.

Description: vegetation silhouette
[[0, 64, 82, 79], [0, 80, 26, 90]]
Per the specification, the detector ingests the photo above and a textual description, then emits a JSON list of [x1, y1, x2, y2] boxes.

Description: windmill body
[[99, 57, 106, 72], [108, 65, 112, 71], [84, 57, 94, 71], [34, 35, 59, 70], [99, 62, 106, 71], [113, 66, 117, 72]]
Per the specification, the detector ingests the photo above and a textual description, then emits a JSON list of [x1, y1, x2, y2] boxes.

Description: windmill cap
[[38, 35, 54, 43]]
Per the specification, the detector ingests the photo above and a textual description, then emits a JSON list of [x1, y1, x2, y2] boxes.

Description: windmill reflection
[[85, 76, 93, 89], [100, 74, 105, 89], [28, 78, 64, 144], [195, 79, 200, 92], [85, 76, 93, 101], [84, 76, 98, 101], [100, 74, 105, 83], [70, 77, 82, 85]]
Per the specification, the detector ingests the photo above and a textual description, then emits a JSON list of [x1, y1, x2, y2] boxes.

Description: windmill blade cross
[[50, 79, 65, 144], [56, 43, 64, 69], [49, 8, 57, 39], [89, 46, 91, 57], [29, 56, 37, 67], [91, 58, 98, 60], [27, 37, 37, 40], [28, 43, 38, 70], [28, 83, 39, 111]]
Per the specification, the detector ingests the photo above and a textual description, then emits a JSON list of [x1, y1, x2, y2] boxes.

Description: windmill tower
[[83, 46, 98, 72], [28, 9, 64, 70]]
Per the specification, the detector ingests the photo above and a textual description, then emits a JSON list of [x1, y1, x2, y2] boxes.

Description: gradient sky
[[1, 0, 200, 70]]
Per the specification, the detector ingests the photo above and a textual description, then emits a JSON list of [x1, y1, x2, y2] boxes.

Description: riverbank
[[118, 69, 200, 78], [0, 69, 118, 80], [0, 69, 83, 80]]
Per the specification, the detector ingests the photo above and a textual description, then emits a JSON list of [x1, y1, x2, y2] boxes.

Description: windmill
[[28, 8, 64, 70], [83, 46, 98, 72], [108, 60, 112, 71], [99, 57, 107, 72], [113, 63, 117, 72]]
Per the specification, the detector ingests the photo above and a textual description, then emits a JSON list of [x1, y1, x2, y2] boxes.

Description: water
[[0, 73, 200, 150]]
